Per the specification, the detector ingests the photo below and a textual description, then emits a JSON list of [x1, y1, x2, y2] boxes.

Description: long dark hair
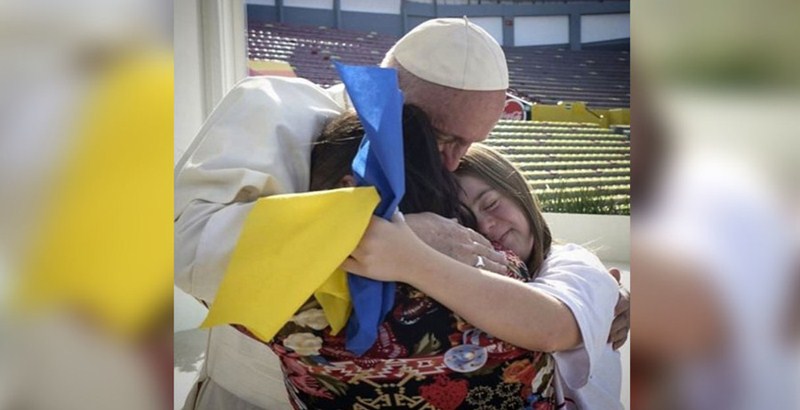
[[310, 105, 473, 224]]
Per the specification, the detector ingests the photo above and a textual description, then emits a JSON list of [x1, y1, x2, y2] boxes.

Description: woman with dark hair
[[344, 144, 623, 409], [266, 106, 559, 409], [310, 104, 469, 222]]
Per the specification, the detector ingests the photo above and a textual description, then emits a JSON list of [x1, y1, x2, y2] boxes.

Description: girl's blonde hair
[[456, 143, 552, 274]]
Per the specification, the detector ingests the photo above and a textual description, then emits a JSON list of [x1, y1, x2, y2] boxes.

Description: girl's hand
[[342, 212, 434, 283], [405, 212, 507, 274]]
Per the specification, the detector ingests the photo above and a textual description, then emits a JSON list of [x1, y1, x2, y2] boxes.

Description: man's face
[[431, 90, 506, 171], [435, 131, 477, 173]]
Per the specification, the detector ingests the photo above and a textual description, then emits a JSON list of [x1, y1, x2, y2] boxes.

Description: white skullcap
[[389, 17, 509, 91]]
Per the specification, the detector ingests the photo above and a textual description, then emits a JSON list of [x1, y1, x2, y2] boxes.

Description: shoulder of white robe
[[174, 76, 346, 219]]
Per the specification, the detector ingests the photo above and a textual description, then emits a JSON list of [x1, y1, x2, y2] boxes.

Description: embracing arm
[[344, 214, 582, 352], [405, 248, 581, 352], [174, 76, 344, 302], [608, 268, 631, 350], [404, 212, 508, 274]]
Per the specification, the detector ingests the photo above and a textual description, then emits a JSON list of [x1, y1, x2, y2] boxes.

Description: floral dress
[[265, 248, 557, 410]]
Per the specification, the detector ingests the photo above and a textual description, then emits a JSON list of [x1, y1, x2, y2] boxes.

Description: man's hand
[[608, 268, 631, 350], [405, 212, 507, 274]]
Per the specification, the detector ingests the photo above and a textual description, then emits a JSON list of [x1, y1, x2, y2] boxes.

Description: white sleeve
[[326, 83, 352, 111], [174, 200, 253, 303], [174, 76, 344, 303], [528, 244, 619, 390]]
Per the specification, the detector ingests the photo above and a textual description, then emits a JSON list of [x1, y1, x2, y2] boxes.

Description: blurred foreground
[[0, 0, 173, 409], [633, 0, 800, 408]]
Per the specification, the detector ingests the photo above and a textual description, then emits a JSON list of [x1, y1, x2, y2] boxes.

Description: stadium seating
[[247, 21, 630, 214], [247, 21, 629, 108], [485, 120, 630, 214], [505, 47, 629, 108], [248, 23, 395, 87]]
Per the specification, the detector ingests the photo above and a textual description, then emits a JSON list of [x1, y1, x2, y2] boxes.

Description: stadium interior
[[173, 2, 631, 409], [245, 0, 630, 215]]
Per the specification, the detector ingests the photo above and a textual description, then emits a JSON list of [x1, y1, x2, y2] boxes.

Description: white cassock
[[175, 76, 348, 409]]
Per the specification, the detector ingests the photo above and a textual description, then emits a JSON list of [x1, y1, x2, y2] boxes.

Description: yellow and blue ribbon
[[198, 64, 405, 353], [200, 187, 379, 342], [335, 62, 405, 355]]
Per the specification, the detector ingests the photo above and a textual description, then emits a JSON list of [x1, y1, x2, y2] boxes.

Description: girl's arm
[[343, 214, 581, 352]]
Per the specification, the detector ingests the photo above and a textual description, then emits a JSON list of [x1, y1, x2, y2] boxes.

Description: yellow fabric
[[314, 268, 351, 335], [202, 187, 379, 342], [16, 51, 174, 339]]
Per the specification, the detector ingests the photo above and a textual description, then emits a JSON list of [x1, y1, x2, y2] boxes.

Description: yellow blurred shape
[[202, 187, 379, 342], [247, 59, 296, 77], [16, 51, 174, 339]]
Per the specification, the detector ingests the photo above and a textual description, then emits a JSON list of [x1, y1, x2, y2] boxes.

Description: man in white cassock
[[175, 18, 513, 409]]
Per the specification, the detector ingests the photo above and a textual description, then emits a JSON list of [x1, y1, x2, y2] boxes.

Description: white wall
[[174, 0, 204, 163], [284, 0, 332, 9], [543, 213, 630, 264], [581, 13, 630, 43], [247, 0, 400, 13], [174, 0, 248, 164], [469, 17, 504, 45], [514, 15, 569, 46], [341, 0, 401, 14]]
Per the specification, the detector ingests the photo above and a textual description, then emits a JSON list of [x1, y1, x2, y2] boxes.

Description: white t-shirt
[[530, 243, 623, 410]]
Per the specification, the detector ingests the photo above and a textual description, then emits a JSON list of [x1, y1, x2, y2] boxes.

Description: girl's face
[[457, 174, 534, 262]]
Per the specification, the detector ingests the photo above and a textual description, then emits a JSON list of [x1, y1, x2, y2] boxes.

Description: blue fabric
[[335, 62, 405, 355]]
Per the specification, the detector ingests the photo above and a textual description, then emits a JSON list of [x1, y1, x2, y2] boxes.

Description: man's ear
[[337, 174, 357, 188]]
